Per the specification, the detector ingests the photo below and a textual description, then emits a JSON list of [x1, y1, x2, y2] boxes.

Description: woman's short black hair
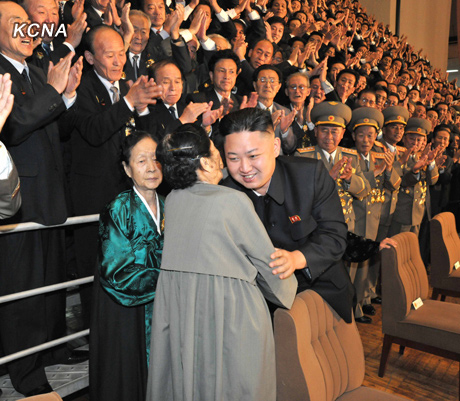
[[156, 124, 211, 189], [121, 130, 159, 165]]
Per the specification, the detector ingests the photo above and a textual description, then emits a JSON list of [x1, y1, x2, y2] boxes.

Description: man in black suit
[[124, 8, 191, 82], [219, 108, 354, 323], [187, 49, 242, 117], [67, 24, 163, 327], [24, 0, 87, 73], [149, 59, 222, 139], [0, 2, 83, 395]]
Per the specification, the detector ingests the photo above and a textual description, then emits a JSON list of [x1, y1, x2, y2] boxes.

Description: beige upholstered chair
[[430, 212, 460, 300], [274, 289, 410, 401], [379, 232, 460, 398], [18, 392, 62, 401]]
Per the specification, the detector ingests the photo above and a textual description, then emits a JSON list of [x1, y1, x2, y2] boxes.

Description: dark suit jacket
[[143, 99, 186, 140], [0, 54, 68, 225], [186, 87, 242, 111], [66, 70, 143, 215], [222, 156, 354, 323], [146, 34, 192, 75], [27, 41, 72, 74], [124, 50, 152, 82]]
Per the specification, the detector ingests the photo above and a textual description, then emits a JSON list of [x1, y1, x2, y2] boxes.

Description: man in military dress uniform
[[296, 101, 370, 234], [388, 118, 441, 237], [348, 107, 401, 322], [367, 106, 408, 304]]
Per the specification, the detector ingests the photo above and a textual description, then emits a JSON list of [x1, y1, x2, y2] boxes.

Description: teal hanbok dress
[[89, 188, 164, 401]]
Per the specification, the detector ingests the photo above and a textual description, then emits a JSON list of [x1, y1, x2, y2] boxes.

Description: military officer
[[372, 106, 409, 240], [349, 107, 401, 323], [296, 101, 370, 234], [367, 106, 409, 305], [388, 118, 441, 236]]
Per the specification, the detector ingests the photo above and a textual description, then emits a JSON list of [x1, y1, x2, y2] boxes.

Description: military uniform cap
[[349, 107, 384, 131], [311, 101, 352, 128], [382, 106, 410, 126], [405, 117, 431, 136]]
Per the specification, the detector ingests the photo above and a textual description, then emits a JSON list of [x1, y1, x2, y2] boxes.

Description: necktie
[[21, 68, 34, 94], [328, 155, 334, 167], [42, 42, 51, 56], [169, 106, 177, 119], [132, 55, 139, 80], [365, 159, 370, 171], [110, 86, 119, 103]]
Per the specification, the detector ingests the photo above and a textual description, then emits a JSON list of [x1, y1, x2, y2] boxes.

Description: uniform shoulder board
[[341, 147, 358, 155], [372, 152, 385, 159], [193, 90, 199, 94], [373, 140, 385, 149], [297, 147, 315, 153], [396, 145, 407, 152]]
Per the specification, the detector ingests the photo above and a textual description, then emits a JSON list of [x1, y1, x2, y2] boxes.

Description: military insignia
[[330, 101, 338, 105], [121, 71, 126, 80], [397, 116, 402, 120], [328, 115, 335, 121], [146, 59, 155, 68], [351, 167, 356, 174], [289, 215, 301, 223], [297, 147, 314, 153], [36, 51, 44, 60], [417, 128, 421, 132], [204, 82, 210, 88], [364, 118, 369, 123]]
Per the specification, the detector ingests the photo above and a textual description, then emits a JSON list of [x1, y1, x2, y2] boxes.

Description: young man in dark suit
[[187, 49, 242, 116], [0, 2, 83, 395], [219, 108, 354, 323]]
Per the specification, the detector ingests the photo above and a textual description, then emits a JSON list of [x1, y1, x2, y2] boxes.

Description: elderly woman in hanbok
[[89, 130, 164, 401], [146, 124, 297, 401]]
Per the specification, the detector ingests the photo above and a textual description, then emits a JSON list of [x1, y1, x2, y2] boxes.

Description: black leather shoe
[[362, 304, 376, 316], [61, 350, 89, 365], [25, 383, 53, 397], [371, 296, 382, 304], [355, 316, 372, 324]]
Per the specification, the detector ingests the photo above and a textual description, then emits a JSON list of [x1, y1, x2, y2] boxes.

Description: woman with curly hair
[[146, 124, 296, 401]]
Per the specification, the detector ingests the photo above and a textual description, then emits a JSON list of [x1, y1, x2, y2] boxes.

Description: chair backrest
[[381, 232, 429, 329], [431, 212, 460, 284], [18, 392, 63, 401], [274, 290, 364, 401]]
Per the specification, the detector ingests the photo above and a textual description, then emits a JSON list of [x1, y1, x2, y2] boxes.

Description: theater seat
[[274, 289, 410, 401], [379, 232, 460, 398], [430, 212, 460, 300], [18, 392, 62, 401]]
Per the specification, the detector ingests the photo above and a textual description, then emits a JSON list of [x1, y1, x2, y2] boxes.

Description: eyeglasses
[[288, 85, 308, 91], [257, 77, 279, 84], [360, 98, 376, 106]]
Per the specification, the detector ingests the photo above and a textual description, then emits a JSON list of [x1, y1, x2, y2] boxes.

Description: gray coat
[[147, 183, 297, 401]]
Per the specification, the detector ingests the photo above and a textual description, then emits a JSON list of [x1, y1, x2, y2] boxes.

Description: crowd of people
[[0, 0, 459, 398]]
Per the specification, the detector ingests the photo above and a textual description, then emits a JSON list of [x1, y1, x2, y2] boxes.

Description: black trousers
[[0, 228, 66, 394]]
